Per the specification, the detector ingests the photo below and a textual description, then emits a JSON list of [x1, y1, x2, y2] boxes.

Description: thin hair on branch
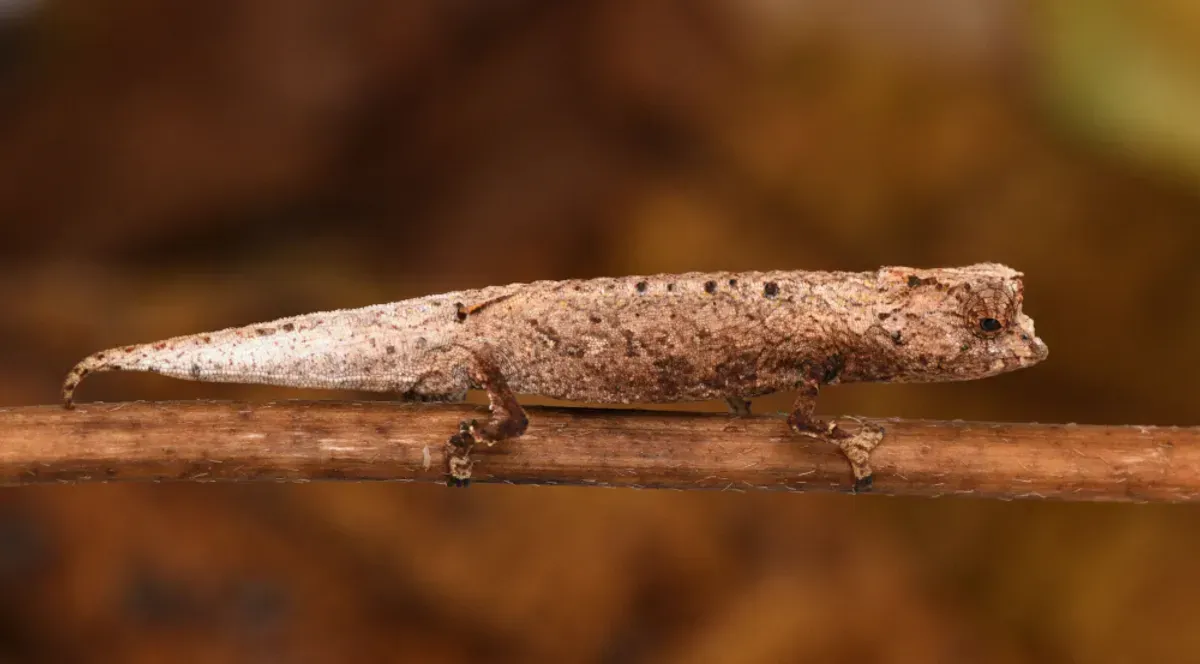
[[0, 401, 1195, 502]]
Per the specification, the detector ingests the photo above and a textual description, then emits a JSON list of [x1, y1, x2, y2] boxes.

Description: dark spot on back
[[728, 278, 738, 287], [908, 275, 938, 288], [667, 283, 675, 292], [877, 312, 890, 320], [455, 303, 467, 322], [153, 343, 166, 350], [94, 353, 105, 360], [255, 328, 273, 336], [763, 282, 779, 298], [891, 331, 903, 345], [704, 280, 717, 294], [635, 281, 648, 293], [201, 336, 212, 343], [386, 345, 396, 355], [589, 315, 602, 324], [190, 364, 202, 379], [282, 323, 295, 332]]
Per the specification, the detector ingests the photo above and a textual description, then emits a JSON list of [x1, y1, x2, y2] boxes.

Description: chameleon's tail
[[62, 341, 173, 408], [61, 329, 259, 408], [62, 349, 122, 408], [61, 332, 237, 408], [61, 316, 324, 408], [61, 305, 408, 408]]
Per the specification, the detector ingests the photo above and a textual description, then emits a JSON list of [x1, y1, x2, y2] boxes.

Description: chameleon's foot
[[834, 420, 885, 492], [787, 411, 884, 491], [449, 420, 476, 449], [853, 474, 874, 493], [442, 352, 530, 488], [445, 420, 476, 487], [446, 444, 474, 487]]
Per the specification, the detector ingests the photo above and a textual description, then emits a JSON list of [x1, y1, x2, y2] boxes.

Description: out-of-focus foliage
[[1034, 0, 1200, 185], [0, 0, 1197, 661]]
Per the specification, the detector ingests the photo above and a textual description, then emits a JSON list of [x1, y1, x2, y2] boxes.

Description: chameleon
[[62, 263, 1048, 490]]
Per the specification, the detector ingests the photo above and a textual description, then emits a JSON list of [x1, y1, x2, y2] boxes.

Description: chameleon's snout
[[1010, 327, 1048, 368], [1028, 335, 1049, 363]]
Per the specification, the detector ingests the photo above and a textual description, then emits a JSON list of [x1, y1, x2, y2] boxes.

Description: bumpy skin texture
[[62, 263, 1048, 488]]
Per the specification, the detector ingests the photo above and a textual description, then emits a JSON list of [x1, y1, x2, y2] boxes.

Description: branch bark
[[0, 401, 1195, 502]]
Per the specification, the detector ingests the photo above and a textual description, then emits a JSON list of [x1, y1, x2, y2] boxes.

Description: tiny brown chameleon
[[62, 263, 1047, 490]]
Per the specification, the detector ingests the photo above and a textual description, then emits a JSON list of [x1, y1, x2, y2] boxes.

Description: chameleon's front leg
[[446, 355, 528, 487], [724, 396, 752, 416], [786, 379, 884, 492]]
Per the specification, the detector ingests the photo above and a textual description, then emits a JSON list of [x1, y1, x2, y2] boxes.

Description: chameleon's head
[[871, 264, 1048, 382]]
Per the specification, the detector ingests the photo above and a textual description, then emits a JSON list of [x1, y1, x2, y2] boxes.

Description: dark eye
[[979, 318, 1003, 333]]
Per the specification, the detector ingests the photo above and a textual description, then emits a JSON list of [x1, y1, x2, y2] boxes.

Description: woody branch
[[0, 401, 1195, 502]]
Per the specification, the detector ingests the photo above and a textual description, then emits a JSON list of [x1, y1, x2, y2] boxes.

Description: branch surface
[[0, 401, 1195, 501]]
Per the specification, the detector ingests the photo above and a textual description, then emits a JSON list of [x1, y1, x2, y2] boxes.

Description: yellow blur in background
[[0, 0, 1198, 661]]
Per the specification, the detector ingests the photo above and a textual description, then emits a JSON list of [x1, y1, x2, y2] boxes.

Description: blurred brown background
[[1, 0, 1199, 661]]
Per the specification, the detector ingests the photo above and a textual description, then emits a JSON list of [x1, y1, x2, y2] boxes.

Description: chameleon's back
[[449, 264, 1045, 402], [449, 271, 856, 403]]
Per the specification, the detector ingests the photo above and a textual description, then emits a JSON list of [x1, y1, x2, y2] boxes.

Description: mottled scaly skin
[[62, 263, 1048, 488]]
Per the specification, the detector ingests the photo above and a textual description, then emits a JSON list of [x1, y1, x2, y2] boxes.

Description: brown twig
[[0, 401, 1196, 501]]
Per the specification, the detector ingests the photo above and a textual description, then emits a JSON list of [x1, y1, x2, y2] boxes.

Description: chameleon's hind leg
[[446, 355, 528, 487], [724, 396, 752, 416], [786, 379, 884, 492]]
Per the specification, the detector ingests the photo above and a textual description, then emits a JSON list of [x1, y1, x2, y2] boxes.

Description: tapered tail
[[62, 350, 123, 408], [61, 304, 417, 408]]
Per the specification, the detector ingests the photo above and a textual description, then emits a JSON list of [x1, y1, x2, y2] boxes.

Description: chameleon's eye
[[962, 286, 1015, 338], [979, 317, 1003, 333]]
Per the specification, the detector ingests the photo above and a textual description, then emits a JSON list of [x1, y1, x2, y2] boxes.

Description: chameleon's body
[[63, 264, 1048, 488]]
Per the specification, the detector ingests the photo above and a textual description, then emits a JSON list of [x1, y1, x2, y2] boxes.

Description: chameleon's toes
[[853, 473, 874, 494], [449, 420, 476, 448]]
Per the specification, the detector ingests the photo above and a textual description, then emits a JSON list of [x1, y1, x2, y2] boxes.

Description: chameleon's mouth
[[1003, 332, 1048, 371], [984, 332, 1047, 376]]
